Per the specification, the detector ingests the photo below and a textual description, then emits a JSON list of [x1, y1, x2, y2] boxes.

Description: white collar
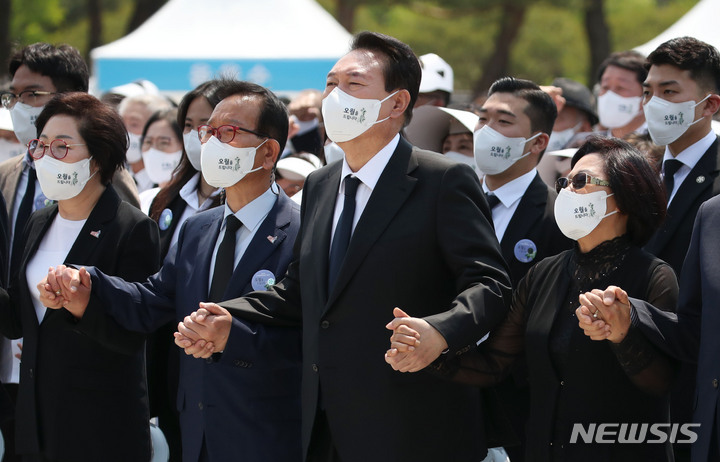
[[339, 134, 400, 193], [662, 129, 716, 171], [483, 168, 537, 208], [179, 172, 220, 210], [222, 186, 276, 232]]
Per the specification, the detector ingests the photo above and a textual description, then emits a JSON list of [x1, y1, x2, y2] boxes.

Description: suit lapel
[[326, 138, 418, 309], [650, 139, 720, 252], [500, 173, 547, 256], [194, 209, 223, 300], [223, 192, 293, 298]]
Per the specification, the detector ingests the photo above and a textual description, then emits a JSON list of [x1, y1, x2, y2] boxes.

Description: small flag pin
[[90, 230, 101, 238], [267, 235, 277, 244]]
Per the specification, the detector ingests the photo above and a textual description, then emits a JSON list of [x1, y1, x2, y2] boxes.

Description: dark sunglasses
[[555, 172, 611, 193]]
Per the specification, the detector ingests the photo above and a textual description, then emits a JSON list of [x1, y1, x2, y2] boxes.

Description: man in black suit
[[471, 77, 572, 461], [175, 31, 511, 462], [640, 36, 720, 462]]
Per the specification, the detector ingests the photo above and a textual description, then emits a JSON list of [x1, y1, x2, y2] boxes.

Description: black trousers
[[307, 408, 342, 462]]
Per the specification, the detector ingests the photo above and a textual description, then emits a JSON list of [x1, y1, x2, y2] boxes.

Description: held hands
[[575, 285, 631, 343], [173, 302, 232, 359], [37, 265, 92, 318], [384, 307, 449, 373]]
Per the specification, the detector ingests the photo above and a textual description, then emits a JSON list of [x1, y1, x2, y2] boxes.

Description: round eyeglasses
[[28, 139, 86, 160], [198, 124, 268, 144], [555, 172, 611, 193], [1, 90, 56, 109]]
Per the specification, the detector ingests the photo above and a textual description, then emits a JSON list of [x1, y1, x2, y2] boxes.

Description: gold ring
[[593, 311, 599, 319], [55, 290, 62, 296]]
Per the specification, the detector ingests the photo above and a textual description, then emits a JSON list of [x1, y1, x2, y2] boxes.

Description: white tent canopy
[[635, 0, 720, 56], [90, 0, 352, 93]]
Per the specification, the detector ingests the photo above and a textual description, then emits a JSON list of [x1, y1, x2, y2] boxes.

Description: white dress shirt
[[330, 134, 400, 244], [483, 168, 537, 242], [662, 129, 716, 205], [207, 187, 276, 287]]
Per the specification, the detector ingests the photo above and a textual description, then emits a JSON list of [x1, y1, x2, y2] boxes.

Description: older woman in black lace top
[[386, 136, 678, 462]]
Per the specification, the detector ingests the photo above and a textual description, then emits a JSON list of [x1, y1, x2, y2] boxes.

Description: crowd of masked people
[[0, 31, 718, 462]]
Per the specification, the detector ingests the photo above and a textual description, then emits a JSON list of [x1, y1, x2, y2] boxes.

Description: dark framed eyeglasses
[[198, 124, 268, 144], [1, 90, 56, 109], [28, 139, 86, 160], [555, 172, 611, 193]]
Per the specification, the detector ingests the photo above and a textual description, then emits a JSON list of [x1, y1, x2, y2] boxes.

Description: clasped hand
[[575, 285, 632, 343], [174, 303, 233, 359], [384, 307, 449, 373], [37, 265, 92, 318]]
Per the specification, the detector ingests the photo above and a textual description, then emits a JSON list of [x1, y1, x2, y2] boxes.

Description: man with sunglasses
[[43, 80, 302, 462], [474, 76, 572, 462]]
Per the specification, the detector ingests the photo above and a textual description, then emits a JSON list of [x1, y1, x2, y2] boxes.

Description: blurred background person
[[0, 92, 160, 462], [595, 50, 648, 138], [404, 104, 479, 176], [538, 77, 598, 187], [416, 53, 454, 107], [0, 108, 24, 164], [138, 109, 184, 213], [275, 152, 322, 203], [284, 89, 324, 159], [118, 93, 173, 193], [101, 79, 160, 111]]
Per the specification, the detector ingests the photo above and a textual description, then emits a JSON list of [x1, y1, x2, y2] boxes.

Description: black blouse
[[435, 236, 679, 462]]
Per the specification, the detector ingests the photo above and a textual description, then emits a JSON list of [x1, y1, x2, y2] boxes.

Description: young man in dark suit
[[473, 77, 573, 461], [44, 81, 303, 462], [639, 37, 720, 462], [175, 32, 511, 462]]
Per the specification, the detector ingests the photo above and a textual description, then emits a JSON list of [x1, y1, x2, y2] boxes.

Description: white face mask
[[445, 151, 482, 179], [597, 91, 642, 129], [323, 142, 345, 164], [547, 123, 581, 152], [9, 102, 44, 146], [321, 87, 398, 143], [200, 136, 266, 188], [643, 94, 710, 146], [142, 148, 182, 184], [183, 130, 202, 171], [126, 132, 143, 164], [473, 125, 540, 175], [35, 155, 96, 201], [0, 138, 25, 163], [553, 188, 617, 240]]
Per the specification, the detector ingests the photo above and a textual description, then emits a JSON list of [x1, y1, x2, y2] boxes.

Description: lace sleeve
[[609, 263, 679, 396], [431, 267, 529, 385]]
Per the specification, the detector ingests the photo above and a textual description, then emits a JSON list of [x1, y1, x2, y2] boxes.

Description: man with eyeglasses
[[473, 76, 572, 462], [43, 80, 302, 462]]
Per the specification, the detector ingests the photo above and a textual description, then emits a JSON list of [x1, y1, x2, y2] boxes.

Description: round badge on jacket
[[514, 239, 537, 263], [252, 270, 276, 291], [159, 208, 173, 231]]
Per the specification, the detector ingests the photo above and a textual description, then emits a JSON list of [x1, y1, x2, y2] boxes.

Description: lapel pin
[[696, 176, 706, 184], [90, 230, 101, 238], [267, 235, 277, 244]]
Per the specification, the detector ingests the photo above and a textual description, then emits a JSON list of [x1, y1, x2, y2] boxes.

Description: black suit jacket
[[631, 195, 720, 462], [0, 185, 160, 461], [499, 172, 572, 286], [645, 137, 720, 276], [222, 137, 512, 462]]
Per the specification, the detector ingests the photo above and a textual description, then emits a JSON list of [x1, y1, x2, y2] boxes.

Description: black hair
[[488, 77, 557, 136], [571, 135, 666, 246], [597, 50, 647, 87], [350, 31, 421, 126], [9, 43, 89, 92], [647, 36, 720, 94]]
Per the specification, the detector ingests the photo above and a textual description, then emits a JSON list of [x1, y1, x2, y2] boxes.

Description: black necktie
[[209, 215, 242, 302], [485, 192, 500, 210], [328, 176, 361, 293], [663, 159, 683, 201], [10, 167, 37, 276]]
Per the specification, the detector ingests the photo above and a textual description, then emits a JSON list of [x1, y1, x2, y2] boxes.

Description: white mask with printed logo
[[553, 188, 617, 240], [126, 132, 143, 164], [183, 130, 202, 171], [35, 155, 96, 201], [643, 95, 710, 146], [200, 136, 266, 188], [9, 102, 44, 147], [473, 125, 540, 175], [322, 87, 398, 143]]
